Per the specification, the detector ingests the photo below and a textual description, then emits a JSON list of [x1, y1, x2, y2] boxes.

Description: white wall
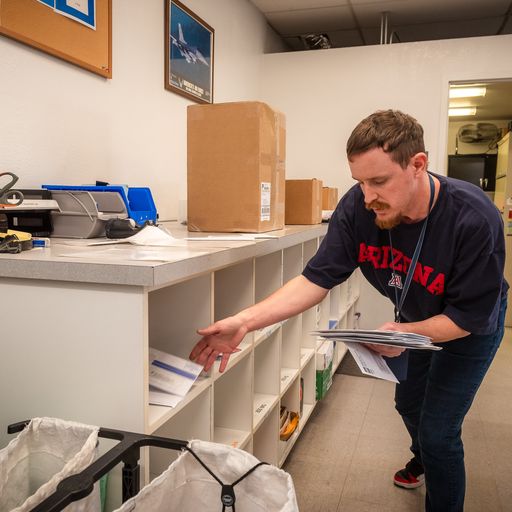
[[258, 35, 512, 328], [0, 0, 284, 220]]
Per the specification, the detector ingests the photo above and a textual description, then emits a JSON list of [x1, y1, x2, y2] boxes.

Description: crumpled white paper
[[125, 225, 177, 246]]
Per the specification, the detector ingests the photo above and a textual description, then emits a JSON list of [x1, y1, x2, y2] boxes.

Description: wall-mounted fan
[[457, 123, 499, 143]]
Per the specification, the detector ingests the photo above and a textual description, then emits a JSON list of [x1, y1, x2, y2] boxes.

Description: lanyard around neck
[[388, 173, 435, 323]]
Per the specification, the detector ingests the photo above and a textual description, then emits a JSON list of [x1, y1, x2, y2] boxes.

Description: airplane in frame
[[171, 23, 209, 66]]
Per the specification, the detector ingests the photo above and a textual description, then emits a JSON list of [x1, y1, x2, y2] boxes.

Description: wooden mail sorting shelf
[[0, 222, 360, 509]]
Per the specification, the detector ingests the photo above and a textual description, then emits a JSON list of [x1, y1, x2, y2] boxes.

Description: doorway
[[446, 78, 512, 327]]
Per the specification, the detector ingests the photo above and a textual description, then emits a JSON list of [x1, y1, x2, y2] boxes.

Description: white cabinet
[[0, 222, 360, 507], [495, 131, 512, 212], [495, 132, 512, 328]]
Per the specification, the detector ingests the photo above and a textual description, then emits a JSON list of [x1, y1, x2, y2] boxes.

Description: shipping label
[[261, 182, 271, 221]]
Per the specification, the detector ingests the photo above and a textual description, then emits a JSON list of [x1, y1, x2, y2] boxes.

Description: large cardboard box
[[322, 187, 339, 210], [285, 179, 323, 225], [187, 101, 285, 232]]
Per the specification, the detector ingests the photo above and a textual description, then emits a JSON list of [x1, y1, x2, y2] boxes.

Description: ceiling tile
[[250, 0, 350, 14], [267, 6, 355, 35]]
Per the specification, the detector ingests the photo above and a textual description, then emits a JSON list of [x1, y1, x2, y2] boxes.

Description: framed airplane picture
[[165, 0, 214, 104]]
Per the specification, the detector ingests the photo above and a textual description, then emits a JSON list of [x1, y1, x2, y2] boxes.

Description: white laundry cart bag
[[0, 417, 100, 512], [114, 440, 298, 512]]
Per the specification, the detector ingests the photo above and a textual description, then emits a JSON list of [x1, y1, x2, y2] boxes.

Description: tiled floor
[[283, 328, 512, 511]]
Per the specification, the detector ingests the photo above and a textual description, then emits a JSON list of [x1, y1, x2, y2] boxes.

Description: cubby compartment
[[212, 259, 255, 375], [148, 274, 213, 430], [254, 332, 280, 430], [283, 244, 303, 285], [254, 321, 282, 346], [346, 303, 360, 329], [338, 280, 349, 318], [280, 363, 299, 396], [253, 250, 283, 344], [255, 251, 282, 302], [300, 357, 316, 427], [281, 315, 301, 373], [279, 376, 301, 464], [300, 344, 315, 370], [214, 259, 254, 319], [329, 285, 341, 329], [301, 307, 318, 347], [149, 274, 212, 361], [149, 386, 211, 479], [253, 403, 279, 466], [302, 238, 318, 266], [317, 293, 330, 330], [148, 374, 212, 433], [213, 353, 252, 450], [347, 269, 361, 308], [332, 340, 348, 374]]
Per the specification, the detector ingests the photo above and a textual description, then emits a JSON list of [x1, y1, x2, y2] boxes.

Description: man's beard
[[365, 201, 402, 230]]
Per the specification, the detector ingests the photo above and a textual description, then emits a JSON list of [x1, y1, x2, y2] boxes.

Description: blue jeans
[[395, 296, 507, 512]]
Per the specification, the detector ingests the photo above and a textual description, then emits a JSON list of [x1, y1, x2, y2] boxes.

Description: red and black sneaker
[[393, 458, 425, 489]]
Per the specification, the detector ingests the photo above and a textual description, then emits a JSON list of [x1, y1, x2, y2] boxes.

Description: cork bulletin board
[[0, 0, 112, 78]]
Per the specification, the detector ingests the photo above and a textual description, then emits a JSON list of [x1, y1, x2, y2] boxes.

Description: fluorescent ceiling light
[[449, 87, 486, 98], [448, 107, 477, 116]]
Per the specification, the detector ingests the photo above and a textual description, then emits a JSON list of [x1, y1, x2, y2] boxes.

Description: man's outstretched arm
[[190, 275, 329, 372]]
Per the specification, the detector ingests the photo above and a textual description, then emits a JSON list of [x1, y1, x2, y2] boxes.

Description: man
[[190, 110, 508, 512]]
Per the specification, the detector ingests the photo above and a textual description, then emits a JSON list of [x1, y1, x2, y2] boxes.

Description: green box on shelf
[[316, 360, 333, 400]]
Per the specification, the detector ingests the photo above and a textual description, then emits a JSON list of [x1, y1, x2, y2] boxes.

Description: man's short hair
[[346, 110, 425, 168]]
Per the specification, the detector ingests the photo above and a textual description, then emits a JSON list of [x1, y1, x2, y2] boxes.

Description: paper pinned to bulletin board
[[0, 0, 112, 77]]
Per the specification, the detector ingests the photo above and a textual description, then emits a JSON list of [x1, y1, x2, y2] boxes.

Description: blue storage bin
[[43, 185, 158, 225]]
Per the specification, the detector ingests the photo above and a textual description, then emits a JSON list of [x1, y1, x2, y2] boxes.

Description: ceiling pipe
[[380, 12, 389, 44], [496, 0, 512, 34], [347, 0, 367, 45], [389, 31, 401, 43]]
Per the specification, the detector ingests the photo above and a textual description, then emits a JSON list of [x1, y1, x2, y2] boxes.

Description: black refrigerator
[[447, 153, 497, 191]]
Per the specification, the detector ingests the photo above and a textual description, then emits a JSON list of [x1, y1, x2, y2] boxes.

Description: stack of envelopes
[[311, 329, 441, 351]]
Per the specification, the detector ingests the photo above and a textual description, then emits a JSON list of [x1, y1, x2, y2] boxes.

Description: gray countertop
[[0, 222, 327, 288]]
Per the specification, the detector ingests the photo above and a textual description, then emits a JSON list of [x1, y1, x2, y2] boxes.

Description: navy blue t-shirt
[[303, 173, 508, 335]]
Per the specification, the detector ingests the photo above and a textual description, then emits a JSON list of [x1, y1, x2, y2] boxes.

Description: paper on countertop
[[58, 246, 209, 262], [91, 225, 179, 246], [126, 225, 178, 246], [148, 348, 203, 407], [56, 225, 180, 247], [56, 227, 279, 247], [344, 342, 399, 383]]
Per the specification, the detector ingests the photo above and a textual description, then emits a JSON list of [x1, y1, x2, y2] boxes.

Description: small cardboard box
[[322, 187, 339, 210], [187, 101, 285, 233], [316, 339, 334, 371], [285, 179, 323, 225]]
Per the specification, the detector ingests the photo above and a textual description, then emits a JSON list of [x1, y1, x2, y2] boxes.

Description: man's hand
[[363, 343, 405, 357], [189, 316, 248, 372]]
